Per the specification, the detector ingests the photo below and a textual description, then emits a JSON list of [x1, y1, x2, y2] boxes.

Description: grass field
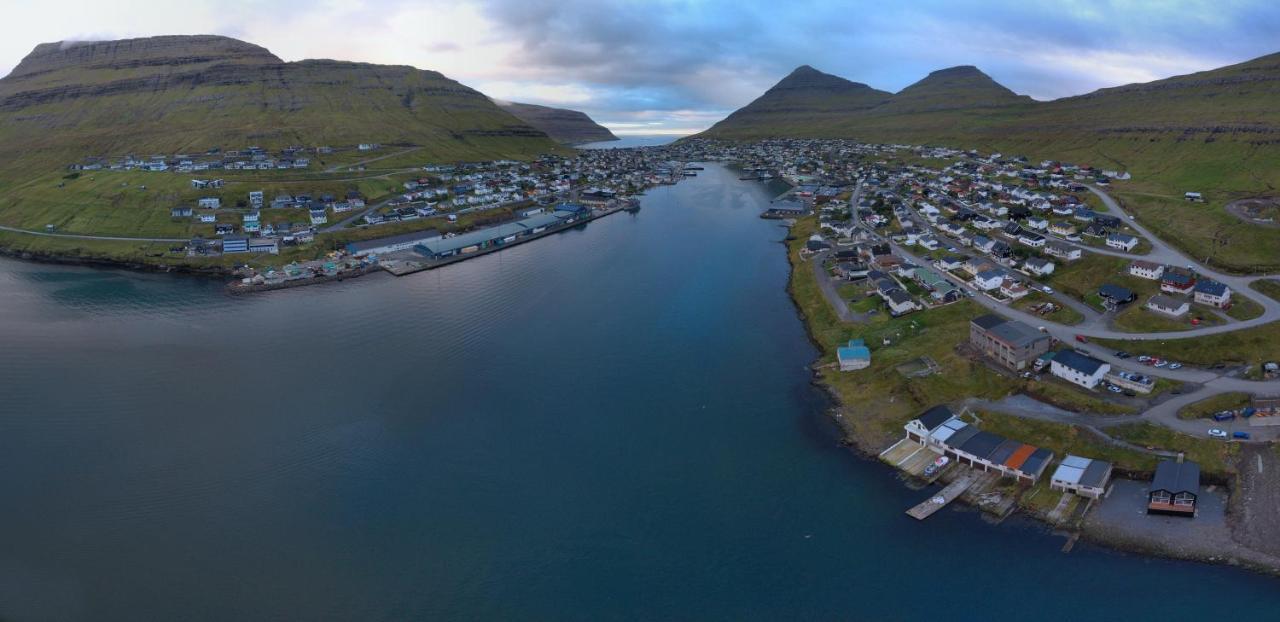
[[1225, 294, 1266, 321], [788, 217, 1020, 448], [1022, 378, 1137, 416], [1250, 279, 1280, 302], [1107, 422, 1238, 477], [1111, 303, 1222, 332], [1177, 392, 1252, 420]]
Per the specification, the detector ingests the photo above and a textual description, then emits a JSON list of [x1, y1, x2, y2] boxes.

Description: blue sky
[[4, 0, 1280, 134]]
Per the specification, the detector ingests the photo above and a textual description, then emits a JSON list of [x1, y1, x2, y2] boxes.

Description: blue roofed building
[[837, 339, 871, 371]]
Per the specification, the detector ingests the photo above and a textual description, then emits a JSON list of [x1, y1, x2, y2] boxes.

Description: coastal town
[[52, 143, 685, 291], [20, 131, 1280, 572], [659, 137, 1280, 572]]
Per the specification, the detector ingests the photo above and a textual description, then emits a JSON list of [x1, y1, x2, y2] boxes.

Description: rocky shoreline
[[777, 222, 1280, 578]]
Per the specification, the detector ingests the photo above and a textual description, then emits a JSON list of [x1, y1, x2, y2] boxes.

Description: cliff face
[[497, 101, 618, 144], [0, 35, 559, 165]]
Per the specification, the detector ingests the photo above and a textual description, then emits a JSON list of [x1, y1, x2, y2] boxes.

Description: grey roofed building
[[987, 439, 1024, 465], [972, 314, 1005, 331], [987, 318, 1047, 349], [958, 430, 1005, 460], [1099, 283, 1135, 302], [346, 229, 442, 255], [1019, 448, 1054, 478], [916, 405, 954, 432], [886, 289, 913, 305], [1151, 460, 1200, 495], [1080, 460, 1112, 488], [1052, 349, 1106, 376], [944, 425, 981, 449]]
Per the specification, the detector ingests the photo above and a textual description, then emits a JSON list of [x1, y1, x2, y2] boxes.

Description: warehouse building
[[346, 229, 442, 256], [1050, 455, 1113, 498], [969, 314, 1050, 370], [903, 406, 1054, 483]]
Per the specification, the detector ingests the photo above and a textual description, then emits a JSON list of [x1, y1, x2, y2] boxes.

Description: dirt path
[[1231, 444, 1280, 558], [1225, 197, 1280, 228]]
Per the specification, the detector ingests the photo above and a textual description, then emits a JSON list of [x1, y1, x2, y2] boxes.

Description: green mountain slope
[[704, 65, 892, 137], [496, 101, 617, 144], [876, 65, 1033, 113], [0, 35, 561, 169]]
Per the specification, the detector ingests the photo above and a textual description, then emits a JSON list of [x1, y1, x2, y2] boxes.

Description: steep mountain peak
[[8, 35, 280, 79], [771, 64, 876, 93], [884, 64, 1029, 112]]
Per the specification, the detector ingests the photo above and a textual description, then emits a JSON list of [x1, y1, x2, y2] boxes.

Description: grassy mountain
[[876, 65, 1032, 113], [705, 65, 892, 137], [0, 35, 562, 169], [496, 101, 617, 144]]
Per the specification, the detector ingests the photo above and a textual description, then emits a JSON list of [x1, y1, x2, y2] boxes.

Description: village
[[661, 137, 1280, 570], [55, 143, 688, 290]]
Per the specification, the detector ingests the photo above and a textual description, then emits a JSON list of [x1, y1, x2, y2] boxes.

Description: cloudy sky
[[4, 0, 1279, 135]]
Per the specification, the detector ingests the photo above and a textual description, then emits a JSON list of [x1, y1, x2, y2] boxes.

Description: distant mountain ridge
[[496, 101, 617, 144], [0, 35, 561, 169]]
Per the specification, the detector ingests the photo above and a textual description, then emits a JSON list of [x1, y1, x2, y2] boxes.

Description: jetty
[[906, 470, 980, 520]]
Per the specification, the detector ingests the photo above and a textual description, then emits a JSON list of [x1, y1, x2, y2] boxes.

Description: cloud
[[2, 0, 1279, 134]]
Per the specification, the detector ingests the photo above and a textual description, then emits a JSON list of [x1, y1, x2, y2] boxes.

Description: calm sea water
[[0, 163, 1276, 621]]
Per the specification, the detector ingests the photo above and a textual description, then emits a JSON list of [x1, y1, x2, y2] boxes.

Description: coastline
[[776, 215, 1280, 578]]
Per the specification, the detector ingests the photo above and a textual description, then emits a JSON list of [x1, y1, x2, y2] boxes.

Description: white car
[[1169, 363, 1182, 370], [1208, 429, 1228, 439], [1042, 286, 1054, 294]]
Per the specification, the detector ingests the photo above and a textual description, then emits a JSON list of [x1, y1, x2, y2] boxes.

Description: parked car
[[1107, 385, 1122, 393], [1208, 429, 1228, 439], [1169, 362, 1183, 370], [1042, 286, 1054, 294], [1114, 351, 1131, 359], [1137, 355, 1152, 363], [1154, 360, 1169, 368], [1212, 412, 1236, 422], [1234, 432, 1252, 440], [1075, 334, 1088, 343]]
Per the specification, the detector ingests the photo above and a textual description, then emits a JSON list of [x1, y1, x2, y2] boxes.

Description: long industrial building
[[414, 208, 587, 260]]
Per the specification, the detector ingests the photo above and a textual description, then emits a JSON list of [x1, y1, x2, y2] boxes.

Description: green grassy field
[[1095, 321, 1280, 369], [1021, 378, 1137, 416]]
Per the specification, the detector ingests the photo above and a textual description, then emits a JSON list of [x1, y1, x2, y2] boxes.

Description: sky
[[3, 0, 1280, 135]]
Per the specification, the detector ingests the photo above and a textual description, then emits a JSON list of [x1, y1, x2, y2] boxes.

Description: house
[[1017, 232, 1045, 248], [1000, 278, 1029, 299], [1050, 349, 1111, 389], [221, 235, 249, 254], [973, 269, 1005, 291], [973, 235, 996, 253], [1193, 279, 1231, 308], [309, 209, 328, 226], [1026, 216, 1048, 230], [1161, 269, 1197, 295], [1129, 260, 1164, 280], [969, 314, 1050, 370], [1146, 294, 1190, 317], [1106, 233, 1139, 251], [197, 197, 221, 209], [1184, 192, 1204, 202], [837, 339, 871, 371], [937, 256, 965, 272], [198, 213, 217, 223], [1050, 455, 1113, 498], [248, 238, 278, 255], [884, 289, 919, 316], [1098, 283, 1136, 305], [249, 190, 264, 207], [170, 206, 193, 218], [1073, 207, 1096, 222], [1049, 222, 1076, 236], [242, 211, 261, 234], [903, 405, 958, 445], [1148, 460, 1200, 516], [215, 223, 236, 235], [1024, 256, 1054, 276], [1045, 241, 1081, 261]]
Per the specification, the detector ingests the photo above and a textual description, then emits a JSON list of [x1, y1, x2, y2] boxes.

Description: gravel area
[[1230, 445, 1280, 558]]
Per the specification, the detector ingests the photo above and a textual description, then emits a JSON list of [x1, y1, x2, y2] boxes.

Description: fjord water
[[0, 164, 1275, 621]]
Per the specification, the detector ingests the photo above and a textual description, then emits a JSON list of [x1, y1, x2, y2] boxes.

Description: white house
[[1050, 350, 1111, 390], [1106, 233, 1139, 251], [1129, 260, 1165, 280], [1024, 256, 1055, 276], [1193, 279, 1232, 308], [1045, 242, 1081, 261], [1026, 216, 1049, 230], [309, 209, 328, 226], [1146, 294, 1190, 317], [973, 269, 1005, 291], [198, 213, 217, 223], [197, 197, 221, 209]]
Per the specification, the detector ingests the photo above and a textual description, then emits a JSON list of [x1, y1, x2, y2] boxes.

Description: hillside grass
[[1094, 321, 1280, 369]]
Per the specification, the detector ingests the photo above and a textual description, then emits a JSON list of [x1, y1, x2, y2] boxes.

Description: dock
[[906, 470, 980, 520]]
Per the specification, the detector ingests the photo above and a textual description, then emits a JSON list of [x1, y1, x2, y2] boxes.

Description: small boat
[[923, 456, 950, 477]]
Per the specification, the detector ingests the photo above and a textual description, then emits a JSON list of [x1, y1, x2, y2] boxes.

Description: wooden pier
[[906, 470, 980, 520]]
